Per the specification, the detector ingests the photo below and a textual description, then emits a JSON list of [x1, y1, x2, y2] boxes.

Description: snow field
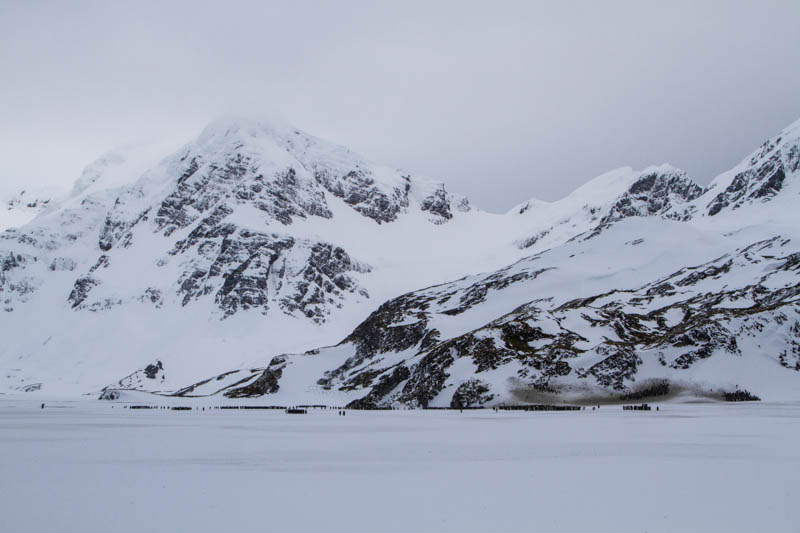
[[1, 398, 797, 532]]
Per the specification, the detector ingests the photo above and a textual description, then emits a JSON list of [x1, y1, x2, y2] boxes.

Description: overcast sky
[[1, 1, 799, 212]]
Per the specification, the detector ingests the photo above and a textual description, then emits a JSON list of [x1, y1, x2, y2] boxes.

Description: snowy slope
[[0, 189, 53, 231], [2, 116, 799, 402], [0, 118, 515, 395]]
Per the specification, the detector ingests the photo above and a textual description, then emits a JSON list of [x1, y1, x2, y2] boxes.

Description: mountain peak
[[703, 117, 800, 217], [196, 115, 296, 145]]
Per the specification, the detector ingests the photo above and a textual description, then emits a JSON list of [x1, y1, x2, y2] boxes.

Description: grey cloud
[[1, 0, 798, 211]]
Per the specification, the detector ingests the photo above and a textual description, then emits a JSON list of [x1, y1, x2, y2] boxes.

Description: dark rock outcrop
[[706, 134, 797, 216], [603, 169, 704, 224], [67, 276, 100, 308], [224, 366, 284, 398], [314, 168, 410, 224], [450, 379, 494, 408]]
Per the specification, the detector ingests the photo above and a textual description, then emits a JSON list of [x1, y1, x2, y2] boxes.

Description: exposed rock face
[[706, 133, 800, 216], [326, 235, 800, 408], [98, 389, 120, 400], [314, 169, 409, 224], [602, 169, 704, 224], [224, 365, 284, 398], [342, 296, 436, 366], [99, 205, 149, 251], [420, 184, 454, 221], [115, 360, 167, 390], [450, 379, 494, 408], [1, 252, 40, 310], [155, 152, 252, 236], [143, 361, 164, 379], [233, 168, 333, 223], [346, 366, 411, 409], [155, 155, 333, 237], [316, 260, 555, 401], [174, 226, 369, 320], [67, 276, 100, 308]]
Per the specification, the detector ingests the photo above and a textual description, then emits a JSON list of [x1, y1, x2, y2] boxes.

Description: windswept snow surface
[[1, 398, 798, 533]]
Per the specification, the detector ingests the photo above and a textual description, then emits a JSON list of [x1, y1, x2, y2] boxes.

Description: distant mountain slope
[[700, 118, 800, 217], [1, 189, 52, 232]]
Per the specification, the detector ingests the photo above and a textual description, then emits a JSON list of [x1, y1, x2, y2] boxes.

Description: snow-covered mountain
[[2, 117, 798, 403], [1, 189, 53, 232]]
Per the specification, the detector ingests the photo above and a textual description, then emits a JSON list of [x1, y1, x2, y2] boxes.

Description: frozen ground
[[1, 399, 798, 533]]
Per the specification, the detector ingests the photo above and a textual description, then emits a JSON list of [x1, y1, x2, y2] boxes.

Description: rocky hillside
[[326, 235, 799, 408], [2, 117, 799, 402]]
